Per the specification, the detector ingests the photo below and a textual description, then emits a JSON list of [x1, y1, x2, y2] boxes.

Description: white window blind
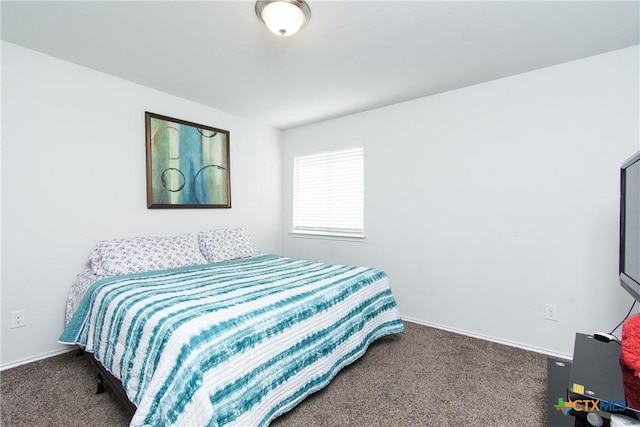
[[292, 145, 364, 237]]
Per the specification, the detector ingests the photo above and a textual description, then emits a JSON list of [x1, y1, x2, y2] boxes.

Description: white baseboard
[[402, 316, 573, 360], [1, 319, 572, 371], [0, 347, 76, 371]]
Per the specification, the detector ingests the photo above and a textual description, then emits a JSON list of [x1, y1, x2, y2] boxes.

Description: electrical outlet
[[10, 310, 26, 328], [545, 304, 557, 321]]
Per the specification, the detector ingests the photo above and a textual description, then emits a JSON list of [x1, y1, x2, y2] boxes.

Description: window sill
[[288, 231, 366, 242]]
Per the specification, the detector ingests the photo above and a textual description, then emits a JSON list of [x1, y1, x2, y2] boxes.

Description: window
[[292, 144, 364, 238]]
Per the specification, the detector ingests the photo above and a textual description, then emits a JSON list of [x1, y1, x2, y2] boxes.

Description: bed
[[59, 229, 404, 427]]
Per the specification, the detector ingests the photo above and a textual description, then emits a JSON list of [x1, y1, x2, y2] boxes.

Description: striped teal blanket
[[60, 254, 404, 426]]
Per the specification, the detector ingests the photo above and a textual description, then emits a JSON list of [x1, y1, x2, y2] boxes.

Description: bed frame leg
[[96, 375, 106, 394], [75, 347, 85, 356]]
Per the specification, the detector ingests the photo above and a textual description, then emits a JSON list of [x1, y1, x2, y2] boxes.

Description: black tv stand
[[547, 333, 640, 427]]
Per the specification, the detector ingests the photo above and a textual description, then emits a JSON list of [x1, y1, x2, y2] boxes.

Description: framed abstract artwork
[[145, 112, 231, 208]]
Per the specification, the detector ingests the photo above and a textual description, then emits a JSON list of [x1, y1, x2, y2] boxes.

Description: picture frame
[[145, 112, 231, 208]]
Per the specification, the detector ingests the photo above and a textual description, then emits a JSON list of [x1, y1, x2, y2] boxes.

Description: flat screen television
[[620, 150, 640, 302]]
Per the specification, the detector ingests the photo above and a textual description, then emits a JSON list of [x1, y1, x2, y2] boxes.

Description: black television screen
[[620, 150, 640, 302]]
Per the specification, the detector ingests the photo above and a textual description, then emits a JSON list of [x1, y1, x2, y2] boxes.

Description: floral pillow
[[198, 228, 257, 263], [88, 233, 207, 277]]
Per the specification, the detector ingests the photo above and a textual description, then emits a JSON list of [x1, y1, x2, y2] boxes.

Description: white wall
[[1, 42, 283, 368], [282, 46, 640, 357], [2, 42, 637, 368]]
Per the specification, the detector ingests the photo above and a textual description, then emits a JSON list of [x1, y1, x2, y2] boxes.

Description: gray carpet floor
[[0, 321, 550, 426]]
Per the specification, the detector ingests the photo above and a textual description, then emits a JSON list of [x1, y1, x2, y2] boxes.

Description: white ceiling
[[2, 1, 639, 130]]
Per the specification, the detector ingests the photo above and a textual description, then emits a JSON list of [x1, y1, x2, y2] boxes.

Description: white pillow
[[88, 233, 207, 277], [198, 228, 257, 263]]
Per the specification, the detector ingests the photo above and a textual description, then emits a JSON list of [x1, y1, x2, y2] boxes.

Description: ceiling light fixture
[[255, 0, 311, 37]]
